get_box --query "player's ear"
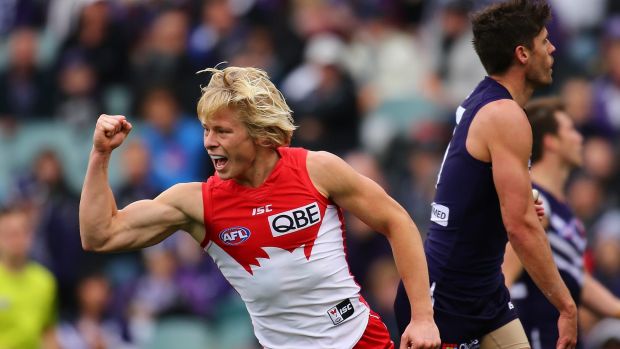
[542,133,559,153]
[515,45,529,65]
[255,137,274,148]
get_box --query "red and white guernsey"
[200,147,369,349]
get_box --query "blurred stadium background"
[1,0,620,347]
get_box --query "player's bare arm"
[79,114,204,252]
[470,100,577,349]
[307,151,440,349]
[581,273,620,319]
[507,245,620,319]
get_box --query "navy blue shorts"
[394,280,518,344]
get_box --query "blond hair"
[197,66,296,147]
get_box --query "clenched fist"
[93,114,133,153]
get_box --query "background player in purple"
[503,97,620,349]
[394,1,577,348]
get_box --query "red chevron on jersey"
[210,200,323,274]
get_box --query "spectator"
[131,8,198,114]
[138,87,210,192]
[56,0,129,90]
[0,206,58,349]
[11,149,103,314]
[342,151,392,287]
[57,272,133,349]
[283,34,360,155]
[127,243,184,345]
[0,0,47,35]
[567,174,605,231]
[592,211,620,296]
[590,16,620,138]
[0,27,53,121]
[173,232,233,319]
[188,0,251,71]
[423,0,487,109]
[365,257,401,345]
[53,53,101,128]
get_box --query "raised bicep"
[105,184,196,250]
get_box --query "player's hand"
[556,310,577,349]
[93,114,132,153]
[399,318,441,349]
[533,189,545,222]
[534,199,545,221]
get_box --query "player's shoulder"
[476,99,529,131]
[306,150,352,197]
[157,182,203,207]
[479,98,524,119]
[167,182,203,194]
[307,150,345,170]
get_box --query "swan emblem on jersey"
[219,227,251,245]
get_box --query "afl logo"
[219,227,251,245]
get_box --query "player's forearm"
[79,148,120,250]
[581,273,620,318]
[387,219,434,321]
[507,219,576,315]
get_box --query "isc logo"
[268,202,321,237]
[327,299,355,325]
[219,227,251,245]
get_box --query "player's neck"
[235,148,280,188]
[531,158,570,201]
[0,257,27,273]
[490,71,534,108]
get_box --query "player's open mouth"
[210,155,229,170]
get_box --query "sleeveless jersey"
[511,184,586,349]
[201,147,369,349]
[396,77,518,342]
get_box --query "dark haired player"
[504,97,620,349]
[395,1,577,348]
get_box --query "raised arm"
[307,151,440,349]
[476,101,577,349]
[79,114,195,252]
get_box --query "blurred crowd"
[1,0,620,348]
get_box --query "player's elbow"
[504,218,541,245]
[79,227,113,252]
[80,234,104,252]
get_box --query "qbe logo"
[327,299,355,325]
[268,202,321,237]
[219,227,251,245]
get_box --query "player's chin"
[537,74,553,87]
[215,169,231,179]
